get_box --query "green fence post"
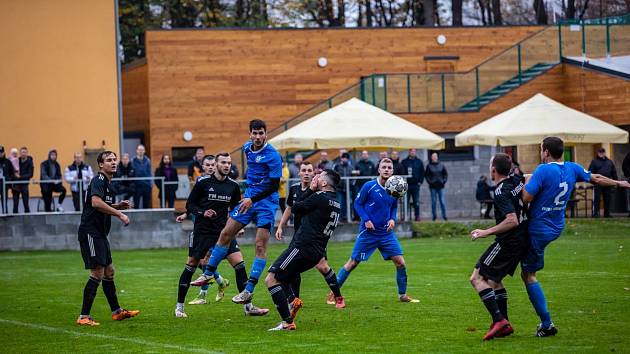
[383,75,388,111]
[581,20,586,57]
[440,74,445,112]
[360,79,365,101]
[558,23,563,59]
[517,43,522,84]
[606,18,611,58]
[406,74,411,113]
[328,98,332,108]
[371,75,376,105]
[475,68,480,111]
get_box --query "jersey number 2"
[554,182,568,206]
[324,211,340,237]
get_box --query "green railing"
[558,13,630,58]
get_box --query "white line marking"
[0,318,221,354]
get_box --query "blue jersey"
[243,141,283,200]
[525,161,591,238]
[354,179,397,236]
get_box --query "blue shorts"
[351,231,403,262]
[230,197,278,229]
[520,233,559,272]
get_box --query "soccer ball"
[385,175,408,198]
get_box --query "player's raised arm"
[589,173,630,188]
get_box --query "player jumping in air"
[521,137,630,337]
[468,153,529,340]
[265,170,342,331]
[334,158,419,303]
[191,119,282,306]
[76,151,139,326]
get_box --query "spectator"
[333,148,353,167]
[379,151,389,160]
[318,151,333,171]
[64,152,94,211]
[475,175,493,219]
[402,148,425,221]
[334,152,354,222]
[132,144,152,209]
[425,152,448,221]
[154,154,179,208]
[390,150,405,176]
[588,148,617,218]
[0,146,16,213]
[188,147,204,182]
[511,159,524,177]
[13,147,34,213]
[623,152,630,217]
[353,150,376,191]
[278,162,290,213]
[113,153,135,200]
[288,153,303,179]
[9,148,19,174]
[40,149,66,212]
[229,163,239,180]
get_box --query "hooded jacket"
[40,150,63,189]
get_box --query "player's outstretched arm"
[112,200,132,210]
[92,195,129,226]
[590,173,630,188]
[470,213,518,241]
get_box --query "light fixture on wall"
[318,57,328,68]
[436,34,447,45]
[183,131,193,142]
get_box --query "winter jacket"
[354,159,376,190]
[425,161,448,189]
[188,158,202,181]
[132,156,152,189]
[13,156,34,192]
[64,162,94,192]
[333,162,354,192]
[588,157,617,180]
[40,151,63,190]
[401,157,425,185]
[0,156,15,182]
[154,165,179,195]
[475,178,493,201]
[391,158,405,176]
[622,153,630,180]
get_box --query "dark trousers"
[157,189,176,208]
[279,198,286,213]
[42,184,66,212]
[0,186,6,213]
[483,202,493,219]
[134,186,152,209]
[407,184,420,220]
[12,187,30,213]
[593,185,612,217]
[72,190,85,211]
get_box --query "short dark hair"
[97,151,117,164]
[492,153,512,176]
[20,146,28,151]
[249,119,267,132]
[542,137,564,159]
[215,152,230,159]
[300,161,313,168]
[341,152,350,159]
[323,169,340,189]
[202,154,215,163]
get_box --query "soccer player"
[175,153,268,317]
[334,158,419,303]
[76,151,139,326]
[265,170,342,331]
[468,153,528,340]
[275,161,345,315]
[191,119,282,305]
[521,137,630,337]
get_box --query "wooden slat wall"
[122,63,150,145]
[143,26,543,159]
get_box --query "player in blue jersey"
[334,158,419,303]
[191,119,282,310]
[521,137,630,337]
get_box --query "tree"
[491,0,502,25]
[423,0,434,26]
[533,0,547,24]
[452,0,462,26]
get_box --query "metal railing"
[558,14,630,59]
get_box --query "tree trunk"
[337,0,345,26]
[534,0,548,24]
[491,0,502,25]
[566,0,576,19]
[478,0,486,25]
[366,0,373,27]
[423,0,434,26]
[452,0,462,26]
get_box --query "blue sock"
[207,245,229,271]
[396,267,407,295]
[244,257,266,293]
[337,267,351,287]
[201,284,209,291]
[526,282,552,327]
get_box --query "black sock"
[81,276,100,316]
[479,288,503,323]
[282,283,296,303]
[177,264,196,304]
[268,284,292,323]
[290,274,301,299]
[495,288,508,320]
[102,277,121,313]
[324,269,342,297]
[233,261,248,293]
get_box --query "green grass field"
[1,219,628,353]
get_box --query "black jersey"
[291,189,340,260]
[286,182,308,232]
[493,175,527,241]
[186,174,241,236]
[79,172,115,238]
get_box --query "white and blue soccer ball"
[385,175,408,198]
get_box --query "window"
[564,146,574,162]
[172,147,203,168]
[429,138,474,161]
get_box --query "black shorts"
[475,237,526,283]
[268,247,320,283]
[79,231,112,269]
[188,231,240,260]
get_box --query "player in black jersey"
[175,152,269,317]
[265,169,342,331]
[76,151,139,326]
[276,161,345,318]
[468,153,529,340]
